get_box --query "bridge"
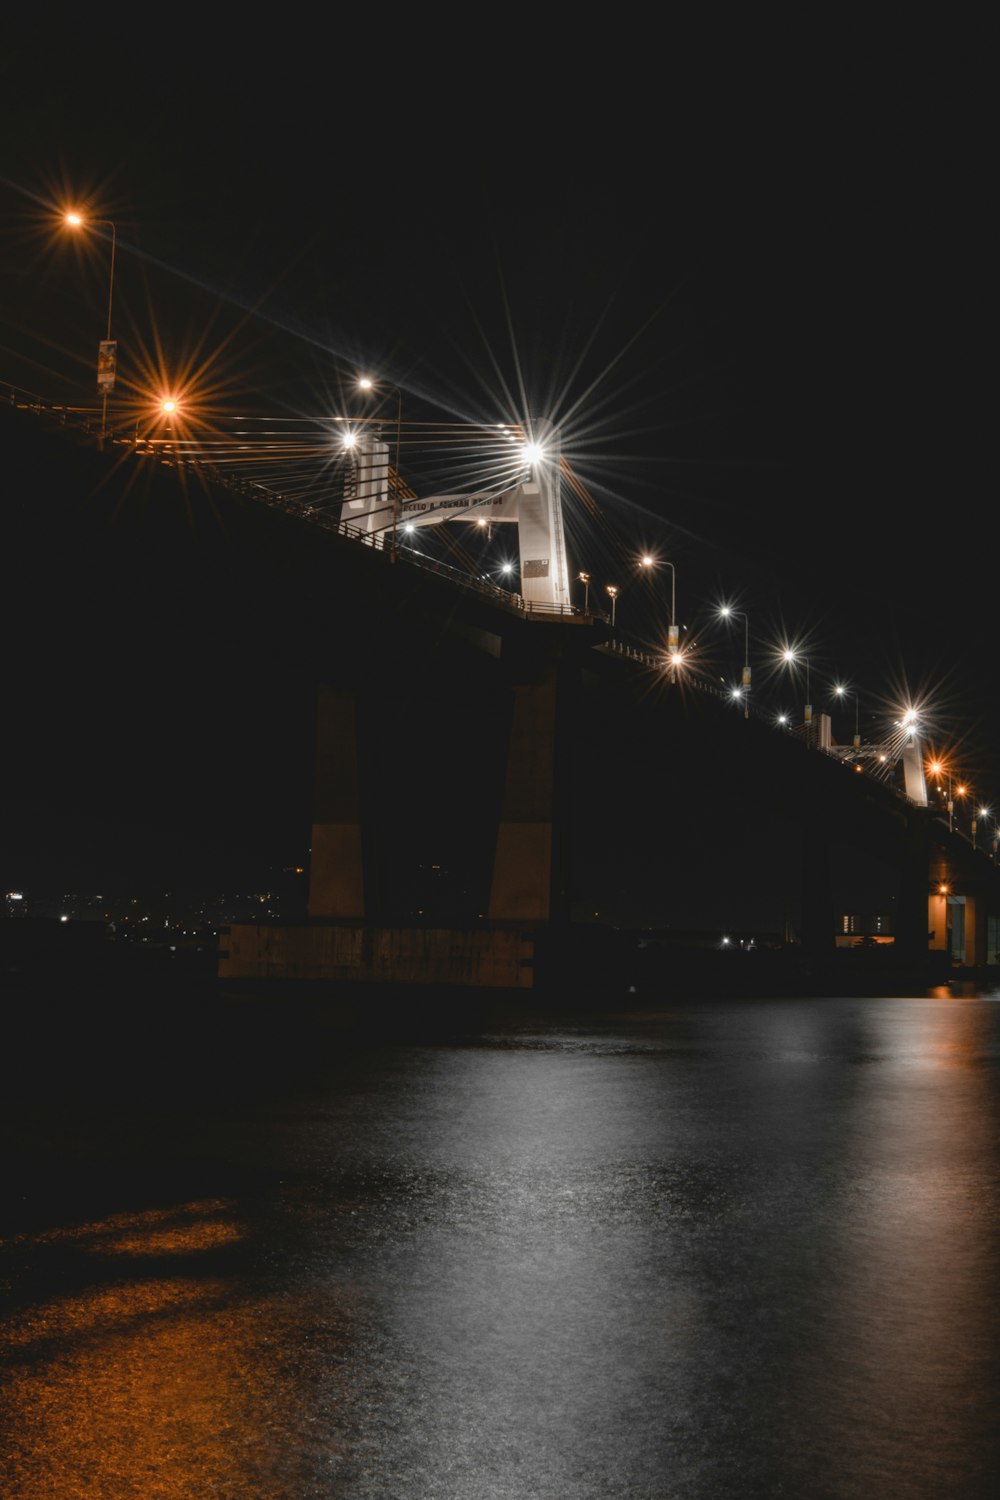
[4,382,1000,995]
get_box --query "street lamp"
[781,647,812,727]
[578,571,591,612]
[973,805,990,852]
[930,761,955,832]
[358,375,403,558]
[833,683,861,751]
[719,604,750,718]
[606,584,618,626]
[640,554,680,664]
[954,782,970,838]
[64,210,117,448]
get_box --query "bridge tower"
[341,418,572,611]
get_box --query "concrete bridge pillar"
[306,683,366,920]
[487,647,571,926]
[895,810,932,962]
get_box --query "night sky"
[0,28,992,896]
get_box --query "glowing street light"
[781,646,812,727]
[357,374,402,472]
[640,554,680,665]
[578,571,591,612]
[973,805,991,852]
[64,210,118,447]
[930,760,957,832]
[606,584,619,626]
[140,394,181,454]
[358,375,403,558]
[719,604,750,719]
[954,781,970,837]
[833,682,861,750]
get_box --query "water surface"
[3,983,1000,1497]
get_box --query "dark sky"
[1,27,993,893]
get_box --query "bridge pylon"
[341,418,572,611]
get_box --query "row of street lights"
[52,215,999,846]
[929,761,995,850]
[577,564,906,768]
[43,219,878,761]
[594,569,999,845]
[61,207,410,492]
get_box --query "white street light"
[833,683,861,751]
[64,210,118,447]
[973,805,990,852]
[719,604,750,719]
[781,646,812,727]
[358,375,403,558]
[606,584,619,626]
[578,571,591,612]
[640,554,680,681]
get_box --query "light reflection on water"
[3,990,1000,1497]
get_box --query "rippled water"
[3,984,1000,1498]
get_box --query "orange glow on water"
[1,1198,356,1493]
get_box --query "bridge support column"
[895,811,932,963]
[487,655,565,925]
[307,683,366,920]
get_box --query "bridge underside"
[5,398,995,994]
[222,599,990,990]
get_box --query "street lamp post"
[973,805,990,853]
[781,647,812,729]
[719,604,750,718]
[640,555,680,680]
[358,376,403,559]
[943,770,955,833]
[606,584,618,626]
[804,658,812,724]
[953,786,971,846]
[930,763,955,832]
[578,571,591,612]
[833,684,861,752]
[64,211,118,448]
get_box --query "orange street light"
[64,210,118,447]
